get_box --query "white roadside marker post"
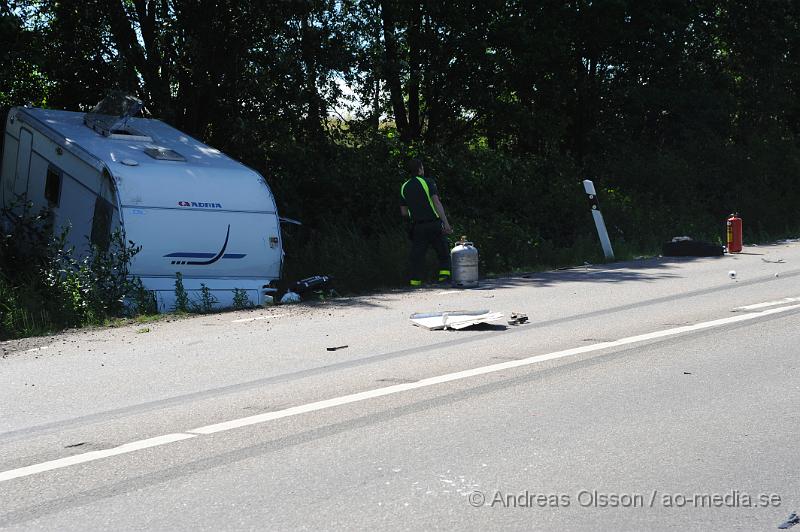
[583,179,615,260]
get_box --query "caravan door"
[14,128,33,200]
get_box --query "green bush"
[192,283,218,314]
[231,288,253,310]
[172,272,189,313]
[0,203,147,339]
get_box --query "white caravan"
[1,102,283,311]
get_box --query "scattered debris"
[232,313,286,323]
[292,275,332,294]
[507,313,529,326]
[136,327,150,334]
[778,512,799,529]
[377,377,415,384]
[280,290,301,304]
[64,442,88,448]
[683,371,692,375]
[326,345,348,351]
[728,270,737,279]
[761,257,786,264]
[409,310,504,330]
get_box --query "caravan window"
[45,166,62,207]
[90,196,113,251]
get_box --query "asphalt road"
[2,241,800,531]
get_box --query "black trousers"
[409,220,450,282]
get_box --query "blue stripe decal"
[163,225,247,265]
[164,252,215,258]
[164,253,246,259]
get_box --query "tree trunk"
[379,0,411,141]
[105,0,169,115]
[372,1,382,130]
[300,12,324,142]
[406,0,422,139]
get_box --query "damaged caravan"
[1,96,284,310]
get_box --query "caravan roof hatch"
[144,147,186,162]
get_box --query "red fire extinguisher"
[726,213,743,253]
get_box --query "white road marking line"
[191,303,800,435]
[734,297,800,311]
[3,302,800,483]
[231,313,286,323]
[24,345,53,353]
[7,344,55,356]
[0,433,196,483]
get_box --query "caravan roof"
[15,107,276,213]
[19,108,248,172]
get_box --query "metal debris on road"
[778,512,799,529]
[326,345,348,351]
[507,313,529,326]
[761,258,786,263]
[409,310,504,330]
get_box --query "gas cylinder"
[451,236,479,288]
[726,213,743,253]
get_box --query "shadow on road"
[457,254,728,290]
[316,254,733,308]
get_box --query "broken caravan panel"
[409,310,505,330]
[0,103,284,311]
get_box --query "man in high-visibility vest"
[400,158,453,287]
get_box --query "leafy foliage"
[2,1,800,314]
[231,288,253,310]
[0,202,146,338]
[172,272,189,313]
[129,280,158,316]
[191,283,218,314]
